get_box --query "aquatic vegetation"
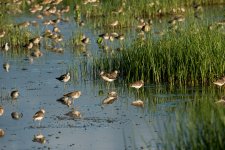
[94,23,225,86]
[161,96,225,150]
[69,0,224,30]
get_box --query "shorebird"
[53,26,60,33]
[56,96,72,107]
[65,108,81,118]
[99,33,110,40]
[142,23,151,32]
[108,91,118,97]
[0,129,4,138]
[100,70,119,89]
[33,133,46,144]
[11,90,19,99]
[100,70,119,82]
[61,5,70,13]
[3,63,10,72]
[131,100,144,107]
[23,42,33,50]
[64,91,81,99]
[64,91,81,106]
[213,77,225,87]
[130,80,144,89]
[16,21,30,28]
[110,20,119,28]
[114,33,125,41]
[0,106,4,116]
[0,29,6,38]
[29,36,42,45]
[2,43,9,51]
[30,49,43,57]
[130,80,144,97]
[33,109,45,127]
[215,96,225,106]
[102,96,117,105]
[56,72,70,83]
[81,37,90,44]
[11,112,23,120]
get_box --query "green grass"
[161,95,225,150]
[93,23,225,86]
[70,0,224,30]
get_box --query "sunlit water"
[0,6,224,150]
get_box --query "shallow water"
[0,5,224,150]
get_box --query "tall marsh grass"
[69,0,224,31]
[93,24,225,86]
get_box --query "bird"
[3,63,10,72]
[213,77,225,87]
[81,37,90,44]
[130,80,144,89]
[11,90,19,99]
[130,80,144,97]
[100,70,119,82]
[65,108,81,118]
[131,100,144,107]
[2,43,9,51]
[56,72,70,83]
[56,96,72,107]
[0,29,6,38]
[29,36,42,45]
[23,42,33,50]
[0,106,4,116]
[102,96,117,105]
[100,70,119,89]
[11,112,23,120]
[110,20,119,28]
[215,96,225,106]
[30,49,43,58]
[33,109,45,127]
[33,133,46,144]
[64,91,81,106]
[64,91,81,99]
[108,91,118,97]
[0,129,4,138]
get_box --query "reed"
[93,23,225,86]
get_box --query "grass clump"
[93,24,225,86]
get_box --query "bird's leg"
[39,121,41,128]
[64,83,67,90]
[137,89,139,98]
[72,99,75,109]
[106,82,110,91]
